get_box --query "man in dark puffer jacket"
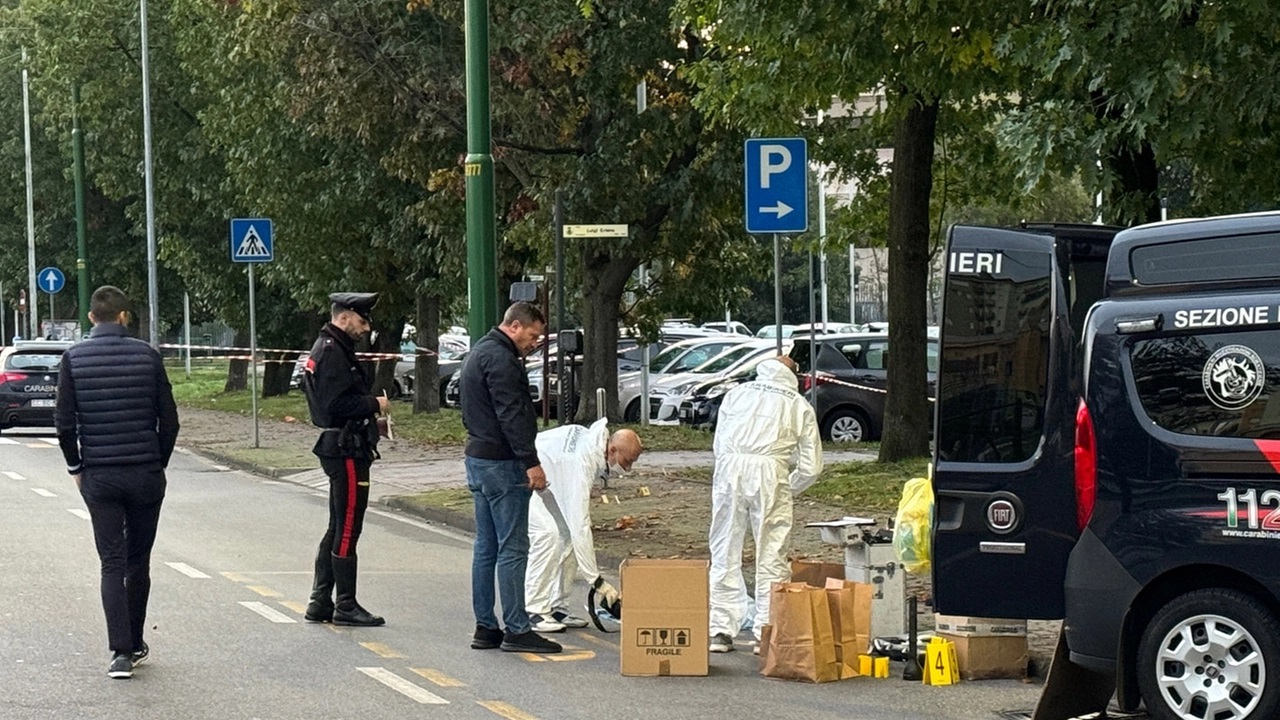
[55,286,179,680]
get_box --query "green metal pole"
[464,0,498,343]
[72,86,90,333]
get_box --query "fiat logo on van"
[986,499,1018,534]
[1202,345,1265,411]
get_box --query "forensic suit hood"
[708,357,823,641]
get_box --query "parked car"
[0,340,73,431]
[617,335,751,421]
[700,321,752,337]
[649,340,787,424]
[755,324,797,339]
[677,353,789,429]
[789,332,938,442]
[399,339,468,402]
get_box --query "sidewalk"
[178,406,877,503]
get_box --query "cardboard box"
[935,614,1027,680]
[790,560,844,588]
[620,559,709,676]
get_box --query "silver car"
[618,335,750,421]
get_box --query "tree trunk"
[879,92,938,463]
[225,327,249,392]
[260,351,294,397]
[573,246,638,423]
[369,319,404,399]
[413,293,441,414]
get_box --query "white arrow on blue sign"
[230,218,274,263]
[38,267,65,294]
[744,138,808,234]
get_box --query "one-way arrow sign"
[38,267,65,294]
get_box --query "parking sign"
[744,138,808,234]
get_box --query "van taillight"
[1074,398,1097,531]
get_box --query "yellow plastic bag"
[893,477,933,574]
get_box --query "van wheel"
[1138,588,1280,720]
[823,408,870,443]
[624,399,641,423]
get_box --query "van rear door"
[932,225,1085,620]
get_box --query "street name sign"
[230,218,274,263]
[744,138,808,234]
[563,224,629,238]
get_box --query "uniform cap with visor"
[329,292,379,323]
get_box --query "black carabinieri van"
[932,213,1280,720]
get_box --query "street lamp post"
[463,0,498,342]
[140,0,160,346]
[22,47,37,340]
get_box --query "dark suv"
[0,341,72,431]
[788,332,937,442]
[933,215,1280,720]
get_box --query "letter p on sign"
[759,145,792,189]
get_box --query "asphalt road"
[0,428,1048,720]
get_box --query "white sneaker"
[552,611,589,628]
[709,633,735,653]
[529,614,566,633]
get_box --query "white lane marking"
[212,464,231,472]
[366,508,473,545]
[238,601,298,624]
[41,437,60,445]
[0,437,17,445]
[66,508,90,520]
[356,667,449,705]
[3,471,25,480]
[30,488,56,498]
[166,562,211,579]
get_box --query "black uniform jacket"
[304,323,380,459]
[459,328,540,469]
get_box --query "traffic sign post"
[38,267,64,339]
[230,218,274,448]
[745,138,808,349]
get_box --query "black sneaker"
[130,642,149,667]
[471,624,504,650]
[107,653,133,679]
[501,630,562,654]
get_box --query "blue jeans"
[466,457,533,635]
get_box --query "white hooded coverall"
[525,418,608,618]
[708,358,823,641]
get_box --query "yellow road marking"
[278,600,307,615]
[478,701,540,720]
[516,646,595,663]
[570,631,618,650]
[247,585,282,598]
[360,641,405,658]
[409,668,467,687]
[221,572,254,583]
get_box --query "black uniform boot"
[304,541,336,622]
[332,555,385,627]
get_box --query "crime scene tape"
[159,343,442,361]
[806,372,937,402]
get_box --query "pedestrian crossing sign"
[230,218,274,263]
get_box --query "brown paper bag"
[790,560,844,588]
[762,582,841,683]
[825,578,874,679]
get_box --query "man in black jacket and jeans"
[56,286,180,679]
[460,302,560,654]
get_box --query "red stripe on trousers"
[337,458,357,557]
